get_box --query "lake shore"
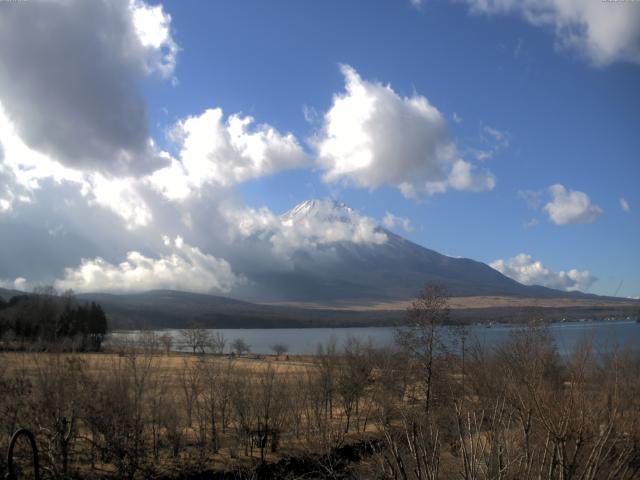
[108,318,640,356]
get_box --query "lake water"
[110,319,640,356]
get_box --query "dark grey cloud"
[0,171,386,295]
[0,178,147,283]
[0,0,175,175]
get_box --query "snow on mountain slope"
[233,199,589,303]
[281,199,356,224]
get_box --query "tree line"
[0,286,108,351]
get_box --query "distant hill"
[76,290,401,329]
[0,287,24,301]
[2,287,637,329]
[77,290,640,329]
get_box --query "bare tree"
[180,324,211,354]
[80,350,157,479]
[231,338,251,356]
[271,342,289,359]
[179,358,201,427]
[377,284,451,480]
[395,283,449,416]
[137,328,160,354]
[210,331,227,355]
[337,336,374,433]
[229,368,254,456]
[147,362,171,460]
[198,358,223,453]
[254,364,289,460]
[316,337,338,423]
[159,334,173,356]
[31,353,84,477]
[215,358,235,434]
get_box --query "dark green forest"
[0,287,107,351]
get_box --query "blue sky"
[151,0,639,296]
[0,0,638,298]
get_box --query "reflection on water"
[109,320,640,356]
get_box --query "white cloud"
[448,159,497,192]
[0,0,177,175]
[225,199,387,259]
[0,98,387,285]
[463,0,640,66]
[490,253,596,292]
[518,189,543,210]
[0,153,16,214]
[483,125,508,144]
[148,108,308,199]
[0,105,154,228]
[382,212,414,232]
[473,150,492,161]
[130,0,178,77]
[55,236,241,294]
[523,218,540,229]
[314,65,495,199]
[0,277,27,291]
[0,98,307,229]
[452,112,463,124]
[620,197,631,213]
[472,125,510,161]
[481,125,510,158]
[90,174,152,229]
[544,184,603,225]
[302,104,320,124]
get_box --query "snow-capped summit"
[281,199,356,225]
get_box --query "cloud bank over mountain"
[55,236,241,295]
[491,253,596,292]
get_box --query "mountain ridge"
[233,199,605,303]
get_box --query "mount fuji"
[232,199,590,304]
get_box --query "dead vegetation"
[0,287,638,479]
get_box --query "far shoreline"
[109,316,640,333]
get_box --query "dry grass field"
[0,346,384,479]
[1,322,639,479]
[271,295,640,311]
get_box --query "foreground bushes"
[0,325,638,479]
